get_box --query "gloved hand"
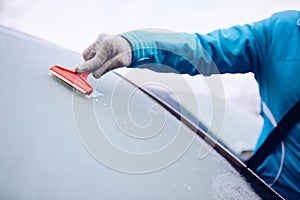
[76,34,132,78]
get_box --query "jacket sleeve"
[120,18,270,76]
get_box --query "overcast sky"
[0,0,299,52]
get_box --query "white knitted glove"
[76,34,132,78]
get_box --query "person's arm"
[120,20,269,77]
[78,11,295,78]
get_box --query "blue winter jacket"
[121,10,300,199]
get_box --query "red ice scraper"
[50,65,93,95]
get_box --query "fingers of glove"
[82,42,97,61]
[82,34,114,61]
[76,53,106,73]
[92,56,122,79]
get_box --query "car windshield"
[0,26,281,199]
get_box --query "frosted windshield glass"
[0,26,275,199]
